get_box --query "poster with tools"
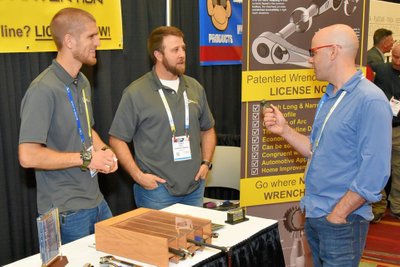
[241,0,370,207]
[240,0,370,266]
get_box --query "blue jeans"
[134,180,205,210]
[304,214,369,267]
[59,199,112,244]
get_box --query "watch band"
[80,150,92,171]
[201,160,213,170]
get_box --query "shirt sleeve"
[19,84,54,145]
[109,89,137,142]
[349,98,392,203]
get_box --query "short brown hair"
[147,26,184,63]
[373,28,393,46]
[50,8,96,50]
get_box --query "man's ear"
[64,33,74,49]
[154,50,163,62]
[330,45,339,60]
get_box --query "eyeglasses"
[309,44,339,57]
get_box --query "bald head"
[313,24,359,60]
[392,43,400,71]
[392,43,400,55]
[309,24,360,87]
[50,8,96,50]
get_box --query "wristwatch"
[201,160,213,170]
[80,150,92,171]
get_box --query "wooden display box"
[95,208,212,267]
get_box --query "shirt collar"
[326,70,364,97]
[51,59,81,87]
[150,66,188,91]
[375,47,385,61]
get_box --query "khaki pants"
[372,190,387,215]
[389,126,400,214]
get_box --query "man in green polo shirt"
[19,8,118,244]
[109,26,216,209]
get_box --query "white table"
[5,204,279,267]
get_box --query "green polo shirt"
[19,60,103,214]
[109,68,215,195]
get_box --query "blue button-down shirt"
[300,70,392,220]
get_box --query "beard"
[73,49,97,66]
[84,55,97,66]
[162,56,185,76]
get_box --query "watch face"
[80,150,92,171]
[82,150,92,161]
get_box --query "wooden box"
[95,208,212,267]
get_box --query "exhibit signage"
[0,0,123,53]
[241,0,370,207]
[199,0,242,65]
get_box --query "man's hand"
[195,164,210,181]
[89,148,118,174]
[327,213,347,224]
[135,172,166,190]
[262,104,288,136]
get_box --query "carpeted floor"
[360,213,400,267]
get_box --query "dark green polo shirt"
[19,60,103,214]
[109,68,215,195]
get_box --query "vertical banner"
[241,0,370,266]
[0,0,122,53]
[199,0,242,65]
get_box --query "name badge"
[390,96,400,117]
[172,135,192,161]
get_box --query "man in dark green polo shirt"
[19,8,118,244]
[109,26,216,209]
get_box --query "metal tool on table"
[168,246,196,259]
[187,237,229,252]
[99,255,142,267]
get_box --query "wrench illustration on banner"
[252,0,359,67]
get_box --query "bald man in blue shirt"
[263,24,392,267]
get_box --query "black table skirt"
[193,223,285,267]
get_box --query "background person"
[263,24,392,266]
[367,28,394,71]
[18,8,118,244]
[109,26,216,210]
[373,43,400,221]
[366,28,394,221]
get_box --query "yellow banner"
[240,173,305,206]
[240,66,368,207]
[242,69,326,102]
[0,0,123,53]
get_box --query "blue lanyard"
[310,91,347,152]
[310,93,328,145]
[304,90,346,180]
[314,93,328,123]
[65,86,88,149]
